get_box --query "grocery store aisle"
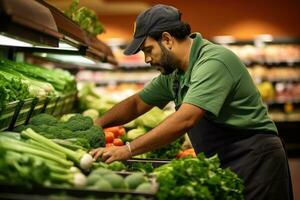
[289,158,300,200]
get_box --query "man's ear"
[161,32,174,50]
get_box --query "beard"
[151,42,181,75]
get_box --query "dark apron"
[172,72,293,199]
[187,116,293,200]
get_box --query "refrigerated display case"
[0,0,118,131]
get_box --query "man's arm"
[129,103,205,156]
[91,103,205,163]
[95,93,153,128]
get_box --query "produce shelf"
[13,98,35,127]
[0,101,19,131]
[44,97,59,115]
[31,98,47,118]
[0,172,158,200]
[61,93,77,114]
[0,92,77,131]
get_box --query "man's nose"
[145,56,152,64]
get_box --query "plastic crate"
[14,98,35,127]
[52,97,65,117]
[30,98,47,118]
[0,101,20,131]
[61,93,76,114]
[44,97,59,115]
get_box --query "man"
[90,4,293,200]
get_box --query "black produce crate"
[61,93,76,114]
[0,101,19,131]
[13,98,35,127]
[52,93,77,117]
[30,98,47,118]
[44,97,59,115]
[44,97,60,115]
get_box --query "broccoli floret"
[59,114,93,131]
[73,125,105,148]
[30,114,58,126]
[65,138,91,149]
[18,124,44,133]
[19,124,72,139]
[39,125,73,139]
[20,113,102,149]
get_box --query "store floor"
[289,158,300,200]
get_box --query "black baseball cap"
[124,4,182,55]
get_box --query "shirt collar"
[179,32,204,87]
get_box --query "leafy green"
[0,70,30,107]
[154,153,244,200]
[65,0,105,36]
[0,59,76,93]
[126,162,154,173]
[146,137,184,159]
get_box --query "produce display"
[153,153,244,200]
[78,83,188,159]
[0,129,89,187]
[65,0,105,36]
[0,58,76,107]
[0,128,244,199]
[16,113,105,149]
[0,129,157,197]
[78,83,117,116]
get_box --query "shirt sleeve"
[139,75,174,108]
[183,59,234,117]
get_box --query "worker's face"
[141,37,180,75]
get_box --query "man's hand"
[89,145,131,164]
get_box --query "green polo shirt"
[140,33,277,133]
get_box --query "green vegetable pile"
[154,153,244,200]
[78,83,117,116]
[0,128,94,187]
[78,83,184,159]
[145,136,184,159]
[124,107,184,159]
[17,113,105,149]
[86,168,154,193]
[0,59,76,93]
[65,0,105,36]
[0,58,76,106]
[0,73,30,107]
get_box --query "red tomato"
[105,131,115,143]
[113,138,124,146]
[105,126,126,138]
[104,126,120,135]
[117,127,126,137]
[106,143,114,148]
[176,148,196,158]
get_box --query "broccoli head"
[73,125,105,148]
[30,114,58,126]
[59,114,93,132]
